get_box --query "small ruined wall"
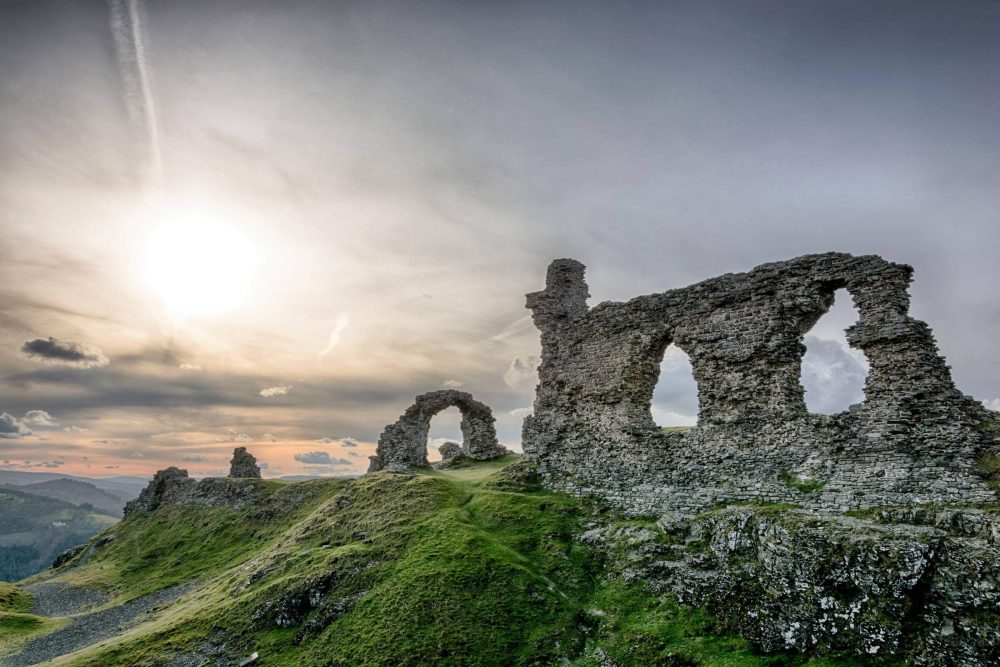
[368,390,508,472]
[124,467,272,516]
[522,252,999,514]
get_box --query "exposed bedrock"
[584,505,1000,665]
[523,252,1000,513]
[368,390,508,472]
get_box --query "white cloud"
[503,355,539,388]
[983,398,1000,412]
[316,437,335,444]
[223,430,253,443]
[22,410,59,428]
[509,407,533,419]
[338,437,358,447]
[259,385,293,397]
[262,433,278,442]
[179,363,202,371]
[443,379,464,388]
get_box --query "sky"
[1,0,998,479]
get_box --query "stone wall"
[522,252,999,514]
[368,390,508,472]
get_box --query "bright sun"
[143,205,257,317]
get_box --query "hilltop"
[0,456,996,666]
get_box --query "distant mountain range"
[0,470,148,502]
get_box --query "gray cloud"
[0,413,32,438]
[21,337,109,368]
[338,437,358,448]
[502,355,539,389]
[293,451,351,466]
[182,455,209,462]
[801,336,869,415]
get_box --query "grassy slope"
[0,581,67,654]
[33,459,867,666]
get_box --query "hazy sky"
[1,0,998,478]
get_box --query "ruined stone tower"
[522,252,998,514]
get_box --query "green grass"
[0,612,67,653]
[781,472,826,494]
[0,582,30,613]
[977,454,1000,493]
[662,425,694,433]
[0,585,67,655]
[32,461,885,666]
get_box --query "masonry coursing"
[521,252,1000,514]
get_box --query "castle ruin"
[368,389,509,471]
[521,252,998,514]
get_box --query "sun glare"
[143,204,257,317]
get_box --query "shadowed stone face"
[522,252,1000,514]
[229,447,262,479]
[368,390,508,472]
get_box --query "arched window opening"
[652,343,698,430]
[801,289,870,415]
[427,405,463,462]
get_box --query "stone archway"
[368,390,508,472]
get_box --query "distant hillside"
[0,471,146,507]
[11,479,126,518]
[0,487,118,582]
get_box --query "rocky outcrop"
[523,253,1000,514]
[368,390,508,472]
[229,447,262,479]
[584,505,1000,665]
[125,453,270,517]
[124,467,195,516]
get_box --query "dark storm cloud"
[20,337,109,368]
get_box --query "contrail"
[110,0,163,188]
[320,312,351,358]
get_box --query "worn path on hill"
[3,583,194,667]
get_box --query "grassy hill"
[0,488,118,582]
[1,458,863,666]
